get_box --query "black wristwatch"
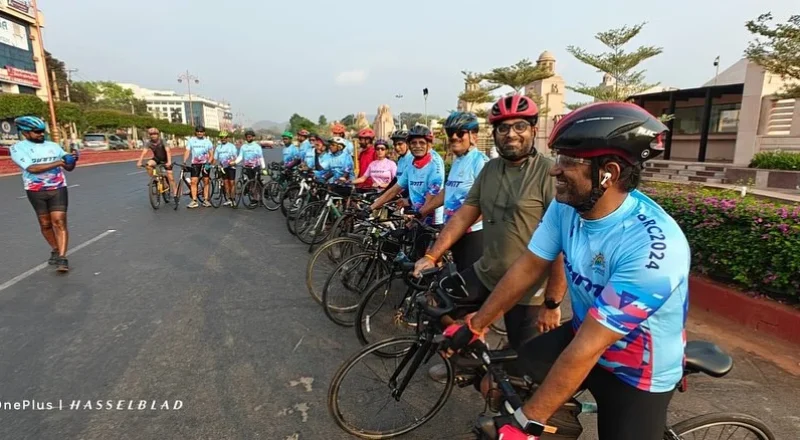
[514,407,545,436]
[544,298,561,310]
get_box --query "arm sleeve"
[235,148,243,164]
[9,145,32,170]
[397,166,409,189]
[589,243,687,336]
[526,201,563,261]
[464,165,485,207]
[426,157,445,197]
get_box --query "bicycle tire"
[148,179,161,210]
[173,177,182,210]
[280,185,300,217]
[242,180,262,210]
[321,252,390,327]
[210,177,223,208]
[161,177,172,204]
[296,201,330,245]
[327,336,454,439]
[354,274,421,356]
[306,237,365,304]
[667,412,776,440]
[262,181,281,211]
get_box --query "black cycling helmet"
[390,130,408,141]
[548,102,668,165]
[195,125,205,132]
[406,124,433,142]
[444,111,479,133]
[244,129,256,136]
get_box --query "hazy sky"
[41,0,796,126]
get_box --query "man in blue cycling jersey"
[213,131,238,206]
[369,124,445,226]
[235,129,267,208]
[443,102,689,440]
[391,130,411,180]
[304,135,331,182]
[322,137,354,183]
[281,131,301,168]
[418,111,488,271]
[9,116,78,273]
[331,123,354,156]
[296,129,312,161]
[183,125,213,208]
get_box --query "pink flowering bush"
[641,182,800,301]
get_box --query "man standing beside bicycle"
[137,127,177,197]
[182,125,214,208]
[413,95,568,365]
[235,130,267,208]
[213,131,238,206]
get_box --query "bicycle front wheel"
[210,177,223,208]
[296,201,331,245]
[306,237,366,304]
[328,336,454,439]
[148,179,161,210]
[668,413,776,440]
[321,252,390,327]
[262,181,281,211]
[355,275,421,355]
[242,179,262,210]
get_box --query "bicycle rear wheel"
[161,177,172,204]
[668,413,776,440]
[321,252,390,327]
[296,201,331,245]
[148,179,161,210]
[210,177,223,208]
[280,185,300,217]
[328,336,454,439]
[355,276,421,356]
[242,179,262,209]
[173,178,182,210]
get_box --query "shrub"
[641,182,800,302]
[749,150,800,171]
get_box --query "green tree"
[45,51,69,101]
[318,114,328,126]
[54,102,83,125]
[457,70,499,115]
[70,81,148,115]
[288,113,316,133]
[745,13,800,98]
[566,22,663,101]
[340,114,355,127]
[481,59,553,93]
[0,94,47,119]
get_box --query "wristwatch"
[544,298,561,310]
[513,407,545,436]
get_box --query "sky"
[40,0,797,126]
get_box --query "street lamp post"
[177,71,199,126]
[395,94,403,130]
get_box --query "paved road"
[0,155,798,440]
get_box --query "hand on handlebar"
[412,256,436,278]
[440,315,486,357]
[498,424,539,440]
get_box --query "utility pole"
[31,0,59,142]
[395,94,403,129]
[178,71,199,126]
[65,68,77,102]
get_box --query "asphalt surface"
[0,151,798,440]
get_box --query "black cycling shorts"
[149,159,172,170]
[507,324,674,440]
[27,187,68,216]
[223,167,236,180]
[450,229,484,272]
[190,164,210,178]
[243,167,260,180]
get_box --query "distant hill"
[252,120,286,131]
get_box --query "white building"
[117,83,233,131]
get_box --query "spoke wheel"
[668,413,776,440]
[148,179,161,210]
[321,252,390,327]
[306,237,366,304]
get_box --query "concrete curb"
[690,276,800,346]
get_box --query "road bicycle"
[209,164,235,208]
[140,163,172,210]
[327,263,777,439]
[235,166,265,210]
[172,162,210,210]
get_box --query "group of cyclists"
[9,91,691,439]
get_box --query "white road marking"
[68,184,80,188]
[126,170,146,175]
[0,229,117,292]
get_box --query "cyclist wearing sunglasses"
[417,111,488,272]
[355,128,377,189]
[138,127,177,196]
[352,139,396,189]
[369,124,444,225]
[443,103,689,440]
[9,116,78,273]
[413,95,568,359]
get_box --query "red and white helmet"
[358,128,375,139]
[488,94,539,125]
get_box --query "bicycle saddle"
[684,340,733,377]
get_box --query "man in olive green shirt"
[414,94,568,352]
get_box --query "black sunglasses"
[31,129,45,134]
[445,128,471,138]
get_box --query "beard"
[555,174,605,213]
[496,139,533,161]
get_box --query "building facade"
[117,83,233,131]
[0,1,47,98]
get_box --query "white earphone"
[600,172,612,186]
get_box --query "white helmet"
[331,136,347,147]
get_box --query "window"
[666,102,741,135]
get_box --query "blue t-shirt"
[298,139,312,158]
[9,140,68,191]
[324,150,354,182]
[283,145,300,167]
[309,151,331,182]
[395,153,413,181]
[187,137,213,164]
[343,139,355,156]
[214,142,238,168]
[445,147,488,232]
[528,190,690,393]
[237,142,265,168]
[397,151,445,225]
